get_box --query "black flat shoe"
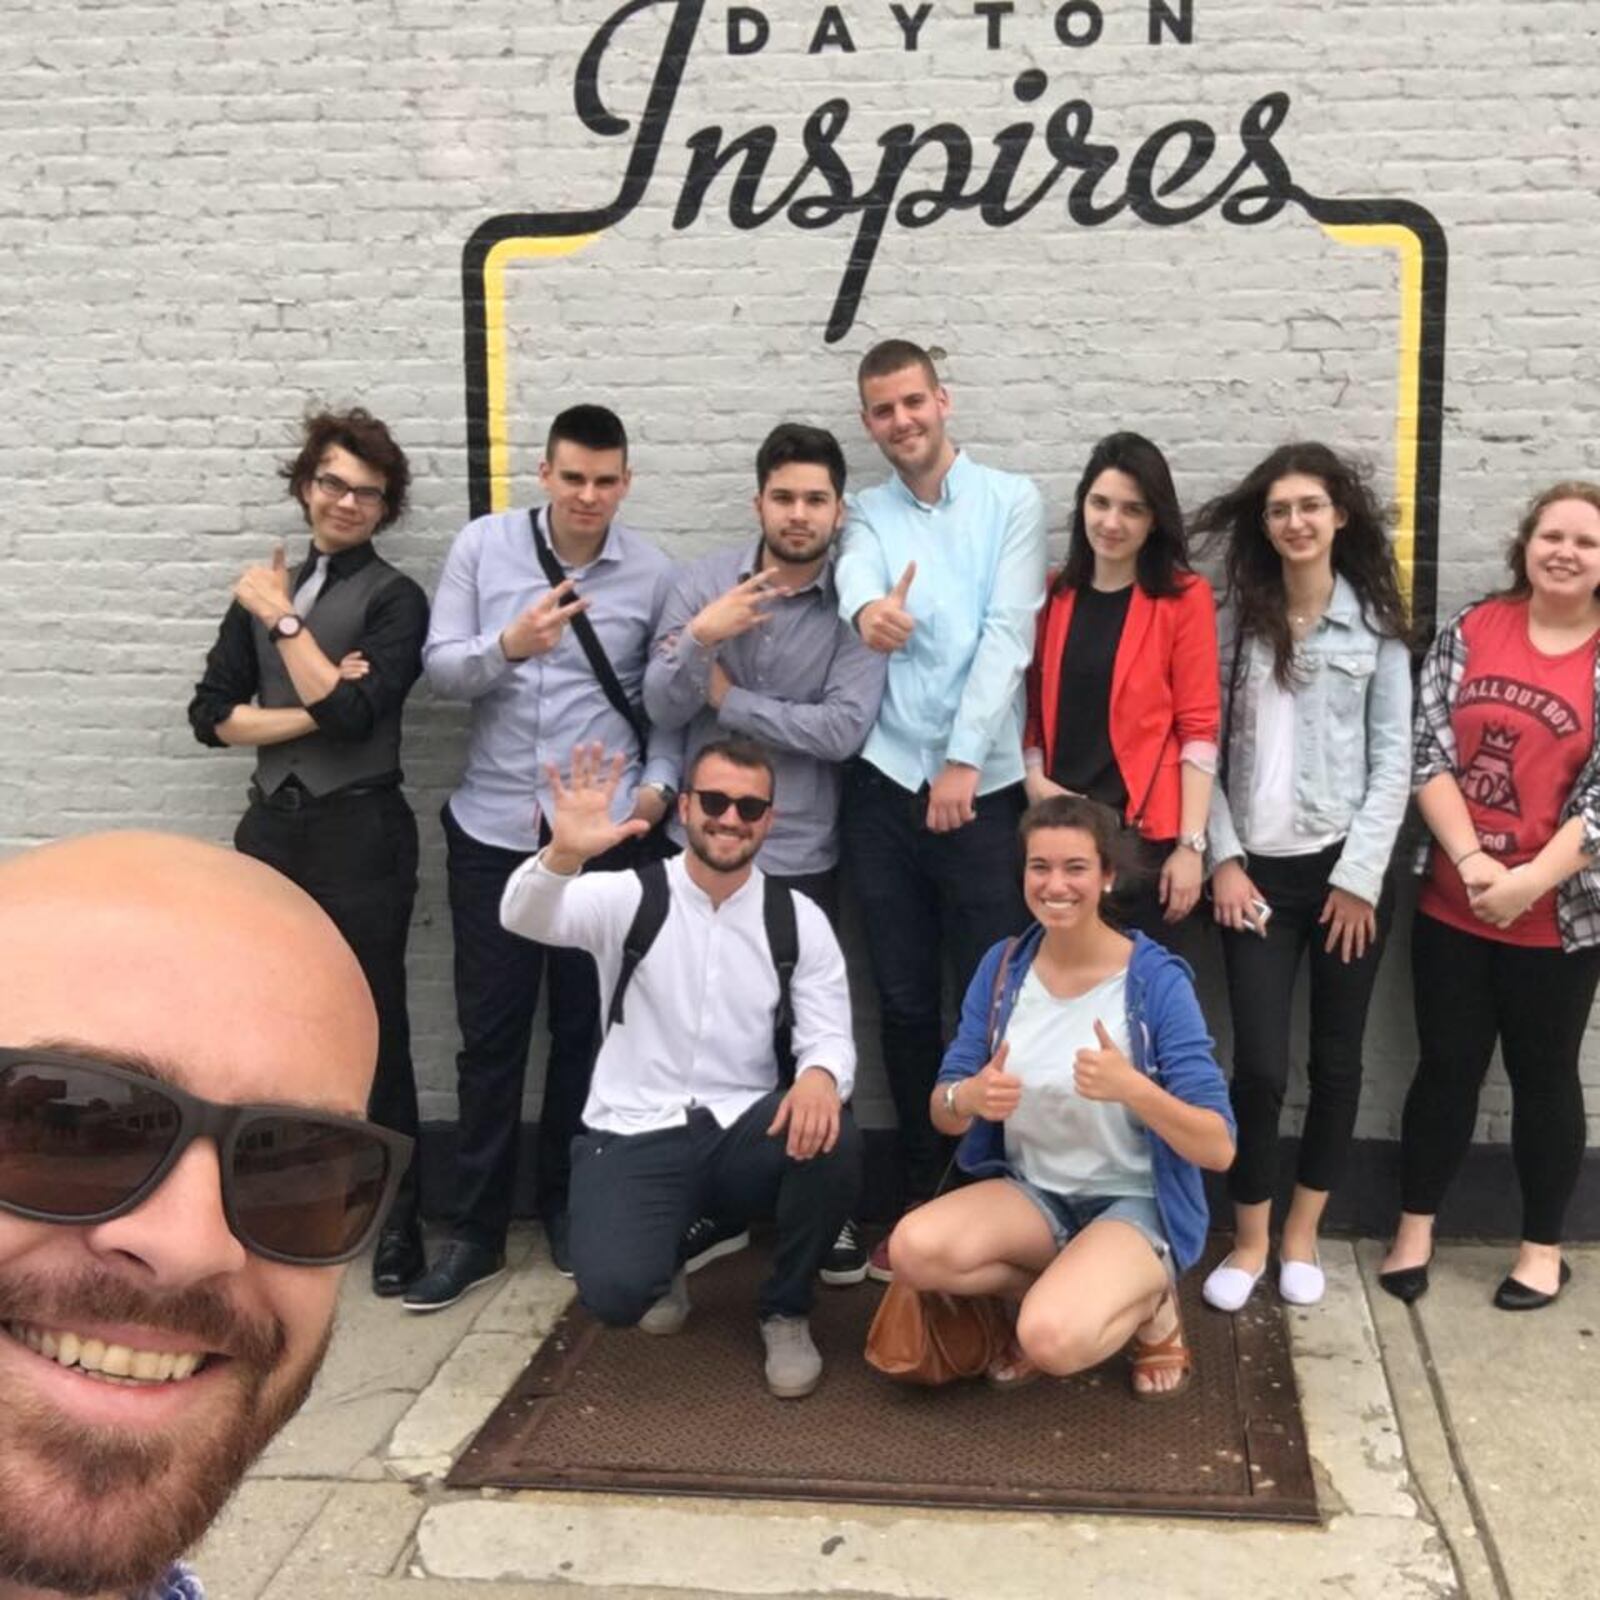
[1378,1253,1433,1304]
[1492,1259,1572,1312]
[371,1224,426,1297]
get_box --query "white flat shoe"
[1278,1255,1326,1306]
[1202,1256,1265,1312]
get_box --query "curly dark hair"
[1504,480,1600,596]
[280,407,410,531]
[1193,442,1409,686]
[1054,432,1192,600]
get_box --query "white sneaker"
[760,1315,822,1398]
[1202,1255,1265,1312]
[639,1269,690,1335]
[1278,1255,1326,1306]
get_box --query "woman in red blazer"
[1024,433,1220,952]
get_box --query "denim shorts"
[1006,1176,1173,1276]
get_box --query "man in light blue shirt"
[408,404,681,1310]
[835,339,1047,1275]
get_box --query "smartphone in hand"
[1249,898,1273,937]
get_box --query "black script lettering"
[1219,93,1295,223]
[809,5,856,52]
[1055,1,1105,48]
[787,101,858,229]
[1149,0,1193,44]
[1126,118,1217,223]
[728,6,769,54]
[1046,100,1126,225]
[891,3,934,49]
[974,71,1063,226]
[973,2,1015,49]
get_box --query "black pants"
[839,760,1027,1203]
[1218,843,1392,1206]
[570,1091,863,1323]
[1112,833,1205,965]
[1401,912,1600,1243]
[235,786,422,1229]
[770,867,839,928]
[442,802,647,1252]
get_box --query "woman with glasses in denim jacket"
[1381,482,1600,1312]
[1192,444,1412,1312]
[1023,433,1220,960]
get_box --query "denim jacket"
[936,927,1234,1273]
[1206,576,1413,906]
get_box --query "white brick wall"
[2,0,1597,1146]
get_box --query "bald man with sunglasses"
[0,832,408,1600]
[500,739,862,1399]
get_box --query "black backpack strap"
[530,509,650,756]
[763,876,799,1086]
[607,860,669,1032]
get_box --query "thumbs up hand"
[958,1041,1024,1122]
[235,542,296,626]
[856,560,917,654]
[1073,1019,1139,1104]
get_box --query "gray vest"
[253,556,406,797]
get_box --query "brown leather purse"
[864,1281,1009,1385]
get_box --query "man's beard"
[0,1267,325,1597]
[760,528,832,568]
[685,821,761,875]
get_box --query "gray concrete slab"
[1407,1241,1600,1598]
[183,1231,1600,1597]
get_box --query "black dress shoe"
[1493,1259,1572,1311]
[371,1225,427,1297]
[402,1239,506,1313]
[1377,1253,1433,1304]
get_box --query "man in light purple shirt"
[408,405,682,1310]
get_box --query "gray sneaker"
[639,1269,690,1335]
[760,1314,822,1399]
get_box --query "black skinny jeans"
[1401,912,1600,1243]
[1219,842,1392,1206]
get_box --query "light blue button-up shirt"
[424,508,681,852]
[834,451,1047,794]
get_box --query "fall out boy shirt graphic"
[1421,599,1599,947]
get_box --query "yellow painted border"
[1320,223,1424,606]
[483,234,600,510]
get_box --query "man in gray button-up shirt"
[408,405,681,1309]
[645,423,885,920]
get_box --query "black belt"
[249,779,398,812]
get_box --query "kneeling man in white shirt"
[500,738,862,1397]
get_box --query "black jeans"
[442,802,646,1252]
[1219,843,1392,1206]
[768,867,839,927]
[839,760,1028,1203]
[1112,832,1205,966]
[570,1091,862,1322]
[235,786,422,1229]
[1401,912,1600,1243]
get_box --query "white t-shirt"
[1243,669,1341,856]
[1000,968,1154,1198]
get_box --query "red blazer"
[1024,572,1220,840]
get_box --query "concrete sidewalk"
[195,1231,1596,1599]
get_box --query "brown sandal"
[984,1335,1042,1391]
[1128,1301,1193,1402]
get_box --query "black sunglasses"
[691,788,773,823]
[0,1048,412,1267]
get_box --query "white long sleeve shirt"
[500,852,856,1135]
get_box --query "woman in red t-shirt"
[1381,482,1600,1310]
[1023,433,1219,958]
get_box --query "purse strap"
[530,509,650,756]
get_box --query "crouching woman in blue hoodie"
[888,794,1235,1396]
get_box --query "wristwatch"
[643,781,676,808]
[268,614,304,643]
[1176,830,1207,854]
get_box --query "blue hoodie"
[935,928,1235,1273]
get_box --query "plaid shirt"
[138,1565,205,1600]
[1412,600,1600,949]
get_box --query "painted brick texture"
[2,0,1597,1147]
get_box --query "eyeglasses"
[1264,495,1334,527]
[311,472,386,509]
[691,788,773,822]
[0,1049,412,1267]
